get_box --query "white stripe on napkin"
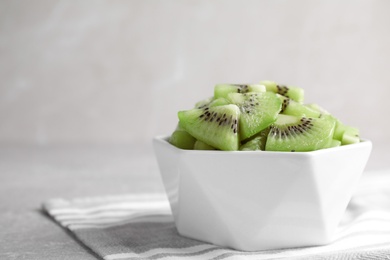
[69,215,174,230]
[104,244,219,260]
[60,209,171,224]
[49,200,170,215]
[51,205,172,229]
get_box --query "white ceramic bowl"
[153,135,372,251]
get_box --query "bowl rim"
[153,135,372,155]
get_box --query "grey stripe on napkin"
[42,171,390,260]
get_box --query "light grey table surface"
[0,142,388,260]
[0,143,165,260]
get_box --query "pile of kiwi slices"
[169,81,361,152]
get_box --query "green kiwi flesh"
[169,129,196,149]
[328,139,342,148]
[341,127,360,145]
[305,103,330,115]
[278,95,321,118]
[260,80,304,103]
[194,97,229,109]
[321,116,357,144]
[239,128,270,151]
[333,119,346,141]
[240,136,263,151]
[265,114,335,152]
[209,98,229,107]
[307,104,359,144]
[178,104,240,151]
[214,84,266,99]
[227,92,282,140]
[194,140,217,150]
[195,97,214,109]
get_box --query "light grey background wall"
[1,0,389,150]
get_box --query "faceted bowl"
[153,135,372,251]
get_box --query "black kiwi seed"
[233,84,249,94]
[240,85,249,93]
[281,99,290,113]
[277,85,289,95]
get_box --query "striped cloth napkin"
[43,171,390,260]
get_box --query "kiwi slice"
[278,95,321,118]
[239,128,270,151]
[308,104,361,145]
[194,97,229,109]
[260,80,304,103]
[194,97,213,109]
[322,116,360,146]
[305,103,330,115]
[328,139,342,148]
[240,136,263,151]
[214,84,266,99]
[194,140,217,150]
[209,98,229,107]
[169,128,196,149]
[227,92,281,140]
[265,114,335,152]
[341,127,360,145]
[178,104,240,151]
[333,119,347,141]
